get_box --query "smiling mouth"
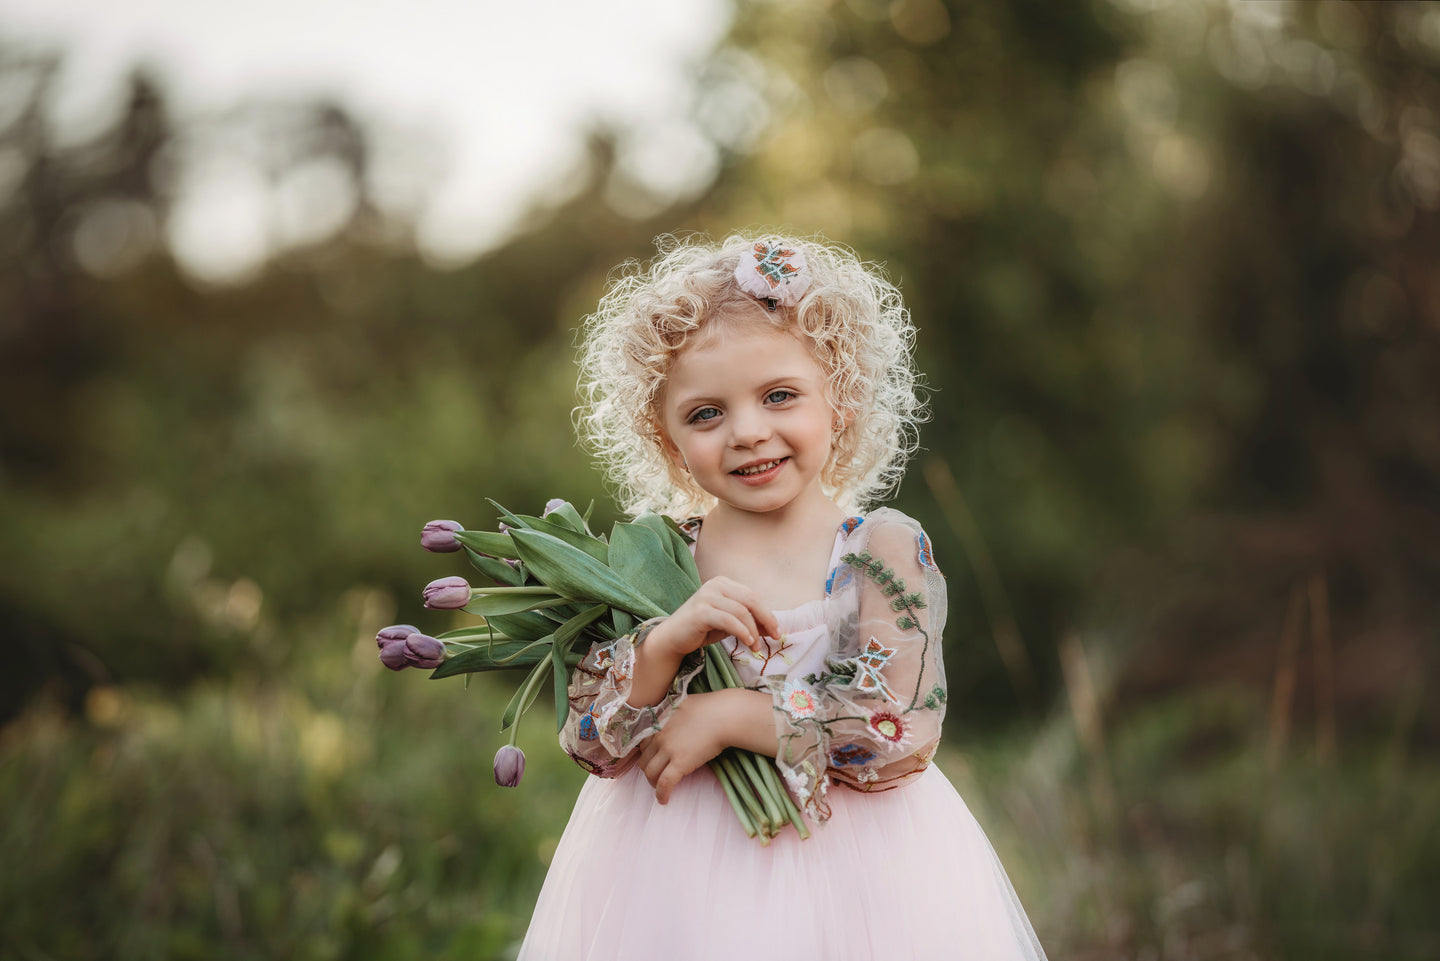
[732,458,787,476]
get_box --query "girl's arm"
[765,511,949,822]
[557,578,779,779]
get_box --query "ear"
[658,430,687,471]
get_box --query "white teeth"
[735,459,782,476]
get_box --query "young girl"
[518,234,1048,960]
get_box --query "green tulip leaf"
[545,501,591,535]
[465,548,524,586]
[432,639,582,678]
[454,530,520,559]
[466,592,571,616]
[435,625,514,642]
[609,521,698,613]
[486,499,529,531]
[509,528,667,620]
[611,608,635,638]
[660,515,703,586]
[486,499,609,563]
[659,512,696,545]
[549,604,608,732]
[634,512,701,589]
[483,610,560,641]
[500,654,553,731]
[522,516,609,564]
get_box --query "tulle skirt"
[517,764,1048,960]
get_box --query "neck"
[702,487,845,544]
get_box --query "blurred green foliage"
[2,0,1438,957]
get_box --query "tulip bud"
[378,640,410,671]
[376,624,420,649]
[402,632,445,669]
[542,498,565,517]
[493,744,526,787]
[421,519,464,553]
[422,575,472,610]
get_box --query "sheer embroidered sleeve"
[766,509,948,821]
[558,620,705,778]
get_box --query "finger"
[708,611,760,650]
[756,607,782,641]
[718,582,780,642]
[654,763,684,805]
[711,597,763,649]
[642,746,666,788]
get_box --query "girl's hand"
[638,689,777,803]
[638,692,726,803]
[646,576,781,659]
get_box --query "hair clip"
[734,240,812,311]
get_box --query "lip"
[730,456,789,485]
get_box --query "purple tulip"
[376,624,420,649]
[378,640,410,671]
[423,575,472,610]
[493,744,526,787]
[402,632,445,669]
[421,519,464,553]
[542,498,565,517]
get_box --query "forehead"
[659,316,823,400]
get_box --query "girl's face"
[658,316,840,519]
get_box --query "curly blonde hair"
[576,232,925,518]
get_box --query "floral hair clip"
[734,239,812,311]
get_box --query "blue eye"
[766,390,794,404]
[689,407,720,423]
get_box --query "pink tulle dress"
[518,509,1048,960]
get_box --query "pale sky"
[0,0,731,279]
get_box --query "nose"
[727,406,772,448]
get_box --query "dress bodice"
[714,528,846,687]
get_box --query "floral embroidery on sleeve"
[558,618,704,778]
[767,510,949,822]
[780,679,819,719]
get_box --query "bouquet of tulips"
[377,498,809,844]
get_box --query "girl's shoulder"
[835,510,944,579]
[836,507,939,571]
[837,506,927,541]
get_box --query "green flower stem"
[761,760,810,840]
[714,647,809,837]
[717,752,767,830]
[784,796,810,838]
[735,749,785,831]
[712,763,757,839]
[700,643,808,839]
[713,645,745,688]
[469,585,560,595]
[702,646,724,692]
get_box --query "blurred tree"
[664,0,1440,741]
[3,0,1439,747]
